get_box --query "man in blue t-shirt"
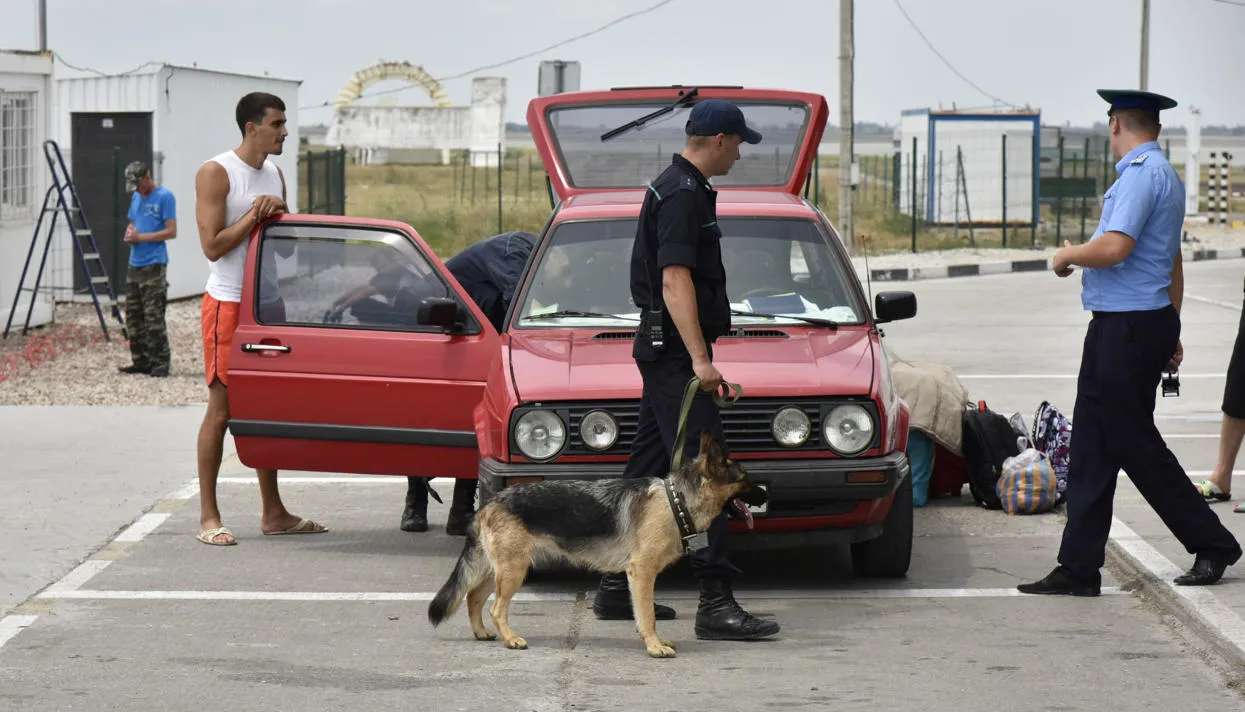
[118,161,177,377]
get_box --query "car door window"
[254,223,476,333]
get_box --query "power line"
[298,0,679,111]
[889,0,1018,109]
[1210,0,1245,7]
[52,52,162,77]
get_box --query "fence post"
[1002,134,1008,247]
[911,137,918,253]
[1080,137,1090,242]
[306,151,315,213]
[1030,129,1038,248]
[497,142,503,235]
[1055,135,1065,246]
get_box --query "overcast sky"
[3,0,1243,129]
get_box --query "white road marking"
[218,476,407,485]
[958,373,1226,380]
[0,615,38,650]
[40,560,114,596]
[36,586,1128,602]
[1109,517,1245,662]
[167,480,200,501]
[1186,294,1242,311]
[114,513,170,543]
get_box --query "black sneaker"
[118,364,150,374]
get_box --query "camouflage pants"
[124,263,170,375]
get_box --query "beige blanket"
[890,359,970,455]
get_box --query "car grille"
[561,399,832,456]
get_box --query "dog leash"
[670,375,743,472]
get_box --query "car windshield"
[513,217,866,329]
[544,101,812,190]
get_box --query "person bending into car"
[399,231,537,535]
[591,99,780,641]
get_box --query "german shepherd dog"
[428,429,767,658]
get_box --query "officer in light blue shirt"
[1019,89,1242,597]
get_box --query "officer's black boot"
[592,572,677,620]
[400,477,429,532]
[694,578,780,640]
[445,478,477,536]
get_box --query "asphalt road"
[5,260,1245,711]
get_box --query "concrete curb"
[862,246,1245,283]
[1105,522,1245,672]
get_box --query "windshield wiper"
[523,310,640,321]
[600,88,700,142]
[731,309,839,329]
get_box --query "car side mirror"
[875,291,916,324]
[418,297,460,331]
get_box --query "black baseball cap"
[685,99,763,144]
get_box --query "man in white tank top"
[191,91,327,546]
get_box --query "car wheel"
[850,470,913,578]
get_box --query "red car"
[226,86,919,577]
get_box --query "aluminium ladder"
[3,139,125,341]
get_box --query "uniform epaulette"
[676,174,699,192]
[1130,152,1150,165]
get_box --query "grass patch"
[334,147,1241,260]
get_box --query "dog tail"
[428,525,488,627]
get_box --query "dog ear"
[699,429,727,468]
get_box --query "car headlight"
[579,410,619,451]
[514,409,566,460]
[771,407,811,447]
[823,404,874,455]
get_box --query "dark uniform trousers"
[1058,305,1243,578]
[622,346,739,582]
[124,263,170,375]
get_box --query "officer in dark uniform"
[400,231,537,535]
[1018,89,1243,596]
[590,99,780,641]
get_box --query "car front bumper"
[478,451,909,522]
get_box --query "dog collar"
[665,478,708,554]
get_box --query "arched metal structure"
[332,60,452,109]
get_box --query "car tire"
[850,470,913,578]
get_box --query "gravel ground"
[0,299,208,406]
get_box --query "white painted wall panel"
[930,119,1036,225]
[0,52,55,332]
[896,111,929,219]
[52,65,301,302]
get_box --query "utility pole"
[1139,0,1150,90]
[839,0,855,252]
[37,0,47,51]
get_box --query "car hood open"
[508,327,874,403]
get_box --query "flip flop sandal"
[262,518,329,536]
[1196,480,1231,501]
[197,526,237,546]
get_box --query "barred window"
[1,92,35,219]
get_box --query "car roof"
[552,189,821,222]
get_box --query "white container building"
[52,64,302,302]
[0,50,56,332]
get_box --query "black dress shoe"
[1017,566,1101,597]
[1174,556,1230,586]
[118,364,150,374]
[592,572,677,621]
[694,578,780,640]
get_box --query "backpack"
[961,401,1025,510]
[1031,401,1073,502]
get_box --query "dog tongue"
[732,498,754,529]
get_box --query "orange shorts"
[201,293,240,387]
